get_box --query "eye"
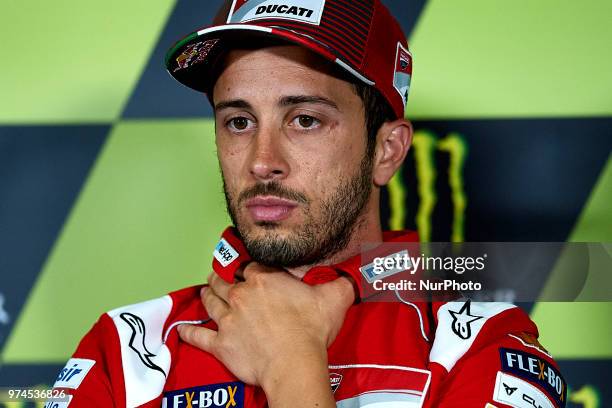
[227,117,254,132]
[292,115,321,130]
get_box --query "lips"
[244,196,299,222]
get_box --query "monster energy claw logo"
[388,131,468,243]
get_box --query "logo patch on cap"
[393,42,412,109]
[173,39,219,72]
[227,0,327,26]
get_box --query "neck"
[284,194,383,279]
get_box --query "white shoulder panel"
[429,300,515,372]
[107,295,173,408]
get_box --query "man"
[50,1,566,407]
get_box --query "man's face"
[213,45,374,267]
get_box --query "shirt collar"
[212,227,419,301]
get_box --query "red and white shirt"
[50,228,566,408]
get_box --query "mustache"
[238,182,309,206]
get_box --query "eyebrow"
[214,95,340,113]
[280,95,339,110]
[214,99,252,112]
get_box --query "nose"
[248,128,289,182]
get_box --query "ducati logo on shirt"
[120,312,166,376]
[162,382,245,408]
[329,372,342,393]
[448,299,483,339]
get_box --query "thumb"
[318,277,356,310]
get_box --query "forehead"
[212,45,355,99]
[222,45,330,70]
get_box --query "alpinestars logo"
[120,312,166,376]
[449,300,483,339]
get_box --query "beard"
[223,152,374,268]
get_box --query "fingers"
[242,262,281,282]
[177,324,216,352]
[208,272,233,302]
[316,277,356,310]
[242,262,295,283]
[331,277,357,305]
[202,287,230,322]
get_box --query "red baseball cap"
[165,0,412,119]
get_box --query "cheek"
[305,154,351,201]
[304,133,362,183]
[218,150,243,192]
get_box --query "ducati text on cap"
[228,0,327,25]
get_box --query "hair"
[351,82,396,158]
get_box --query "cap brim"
[165,24,374,94]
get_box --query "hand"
[177,263,354,389]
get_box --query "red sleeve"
[50,314,126,407]
[433,332,566,408]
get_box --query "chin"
[241,221,297,239]
[253,221,283,231]
[238,220,276,234]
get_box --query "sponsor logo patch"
[448,299,483,340]
[500,348,566,407]
[329,372,342,393]
[120,312,166,377]
[173,39,220,72]
[214,238,240,267]
[328,363,430,404]
[43,396,73,408]
[493,372,554,408]
[503,381,518,396]
[53,358,96,389]
[228,0,326,26]
[163,382,244,408]
[359,249,411,283]
[393,42,412,109]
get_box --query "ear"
[372,119,413,187]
